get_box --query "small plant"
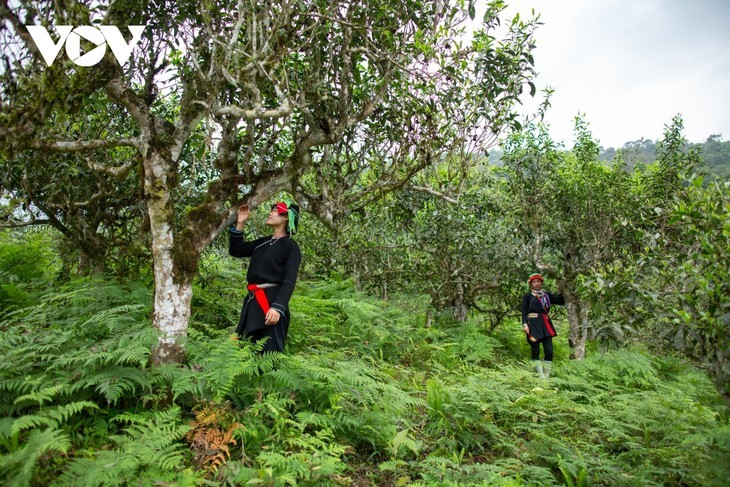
[186,401,242,473]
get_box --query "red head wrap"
[527,273,544,284]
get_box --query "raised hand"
[237,204,251,225]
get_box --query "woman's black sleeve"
[521,294,530,324]
[228,227,262,258]
[270,240,302,314]
[549,292,566,306]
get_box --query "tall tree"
[0,92,143,277]
[592,118,729,406]
[501,118,638,359]
[1,0,540,362]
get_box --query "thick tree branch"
[215,101,293,120]
[0,1,41,61]
[105,78,149,129]
[28,138,139,152]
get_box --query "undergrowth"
[0,242,728,486]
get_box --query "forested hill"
[599,134,730,179]
[489,135,730,180]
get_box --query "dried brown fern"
[186,402,242,472]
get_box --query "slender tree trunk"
[150,270,192,364]
[453,282,469,322]
[78,250,92,277]
[565,293,590,360]
[710,350,730,410]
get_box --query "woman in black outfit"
[521,273,565,378]
[229,202,301,353]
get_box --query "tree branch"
[215,101,293,120]
[84,156,138,179]
[1,218,51,228]
[28,138,139,152]
[408,185,459,204]
[105,78,149,129]
[0,1,42,61]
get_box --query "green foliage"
[665,178,730,400]
[500,118,643,358]
[588,118,730,407]
[698,134,730,181]
[626,177,730,406]
[0,248,728,485]
[0,230,57,312]
[0,428,71,487]
[53,408,198,487]
[598,133,729,182]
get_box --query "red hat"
[271,201,300,234]
[527,273,544,284]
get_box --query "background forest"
[1,0,730,486]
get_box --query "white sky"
[496,0,730,148]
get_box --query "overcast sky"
[497,0,730,149]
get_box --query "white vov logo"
[26,25,145,67]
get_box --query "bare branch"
[215,101,293,120]
[28,138,139,152]
[1,218,51,228]
[408,185,459,204]
[83,156,138,179]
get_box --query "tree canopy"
[1,0,541,362]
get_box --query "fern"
[82,366,152,404]
[13,384,68,407]
[186,401,242,472]
[0,263,728,486]
[227,427,347,486]
[0,428,70,487]
[53,408,195,487]
[148,363,202,403]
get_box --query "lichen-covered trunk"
[453,281,469,322]
[565,293,590,360]
[149,213,192,364]
[145,150,192,364]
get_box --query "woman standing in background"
[521,273,565,378]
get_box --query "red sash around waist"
[247,283,278,314]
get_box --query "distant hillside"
[489,135,730,180]
[598,134,730,180]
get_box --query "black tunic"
[521,291,565,342]
[229,227,301,352]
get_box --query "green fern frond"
[0,428,70,487]
[78,304,147,330]
[45,401,99,426]
[148,363,201,402]
[9,401,99,437]
[83,366,151,404]
[199,337,261,402]
[55,408,190,487]
[8,415,54,437]
[13,384,67,407]
[0,378,34,397]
